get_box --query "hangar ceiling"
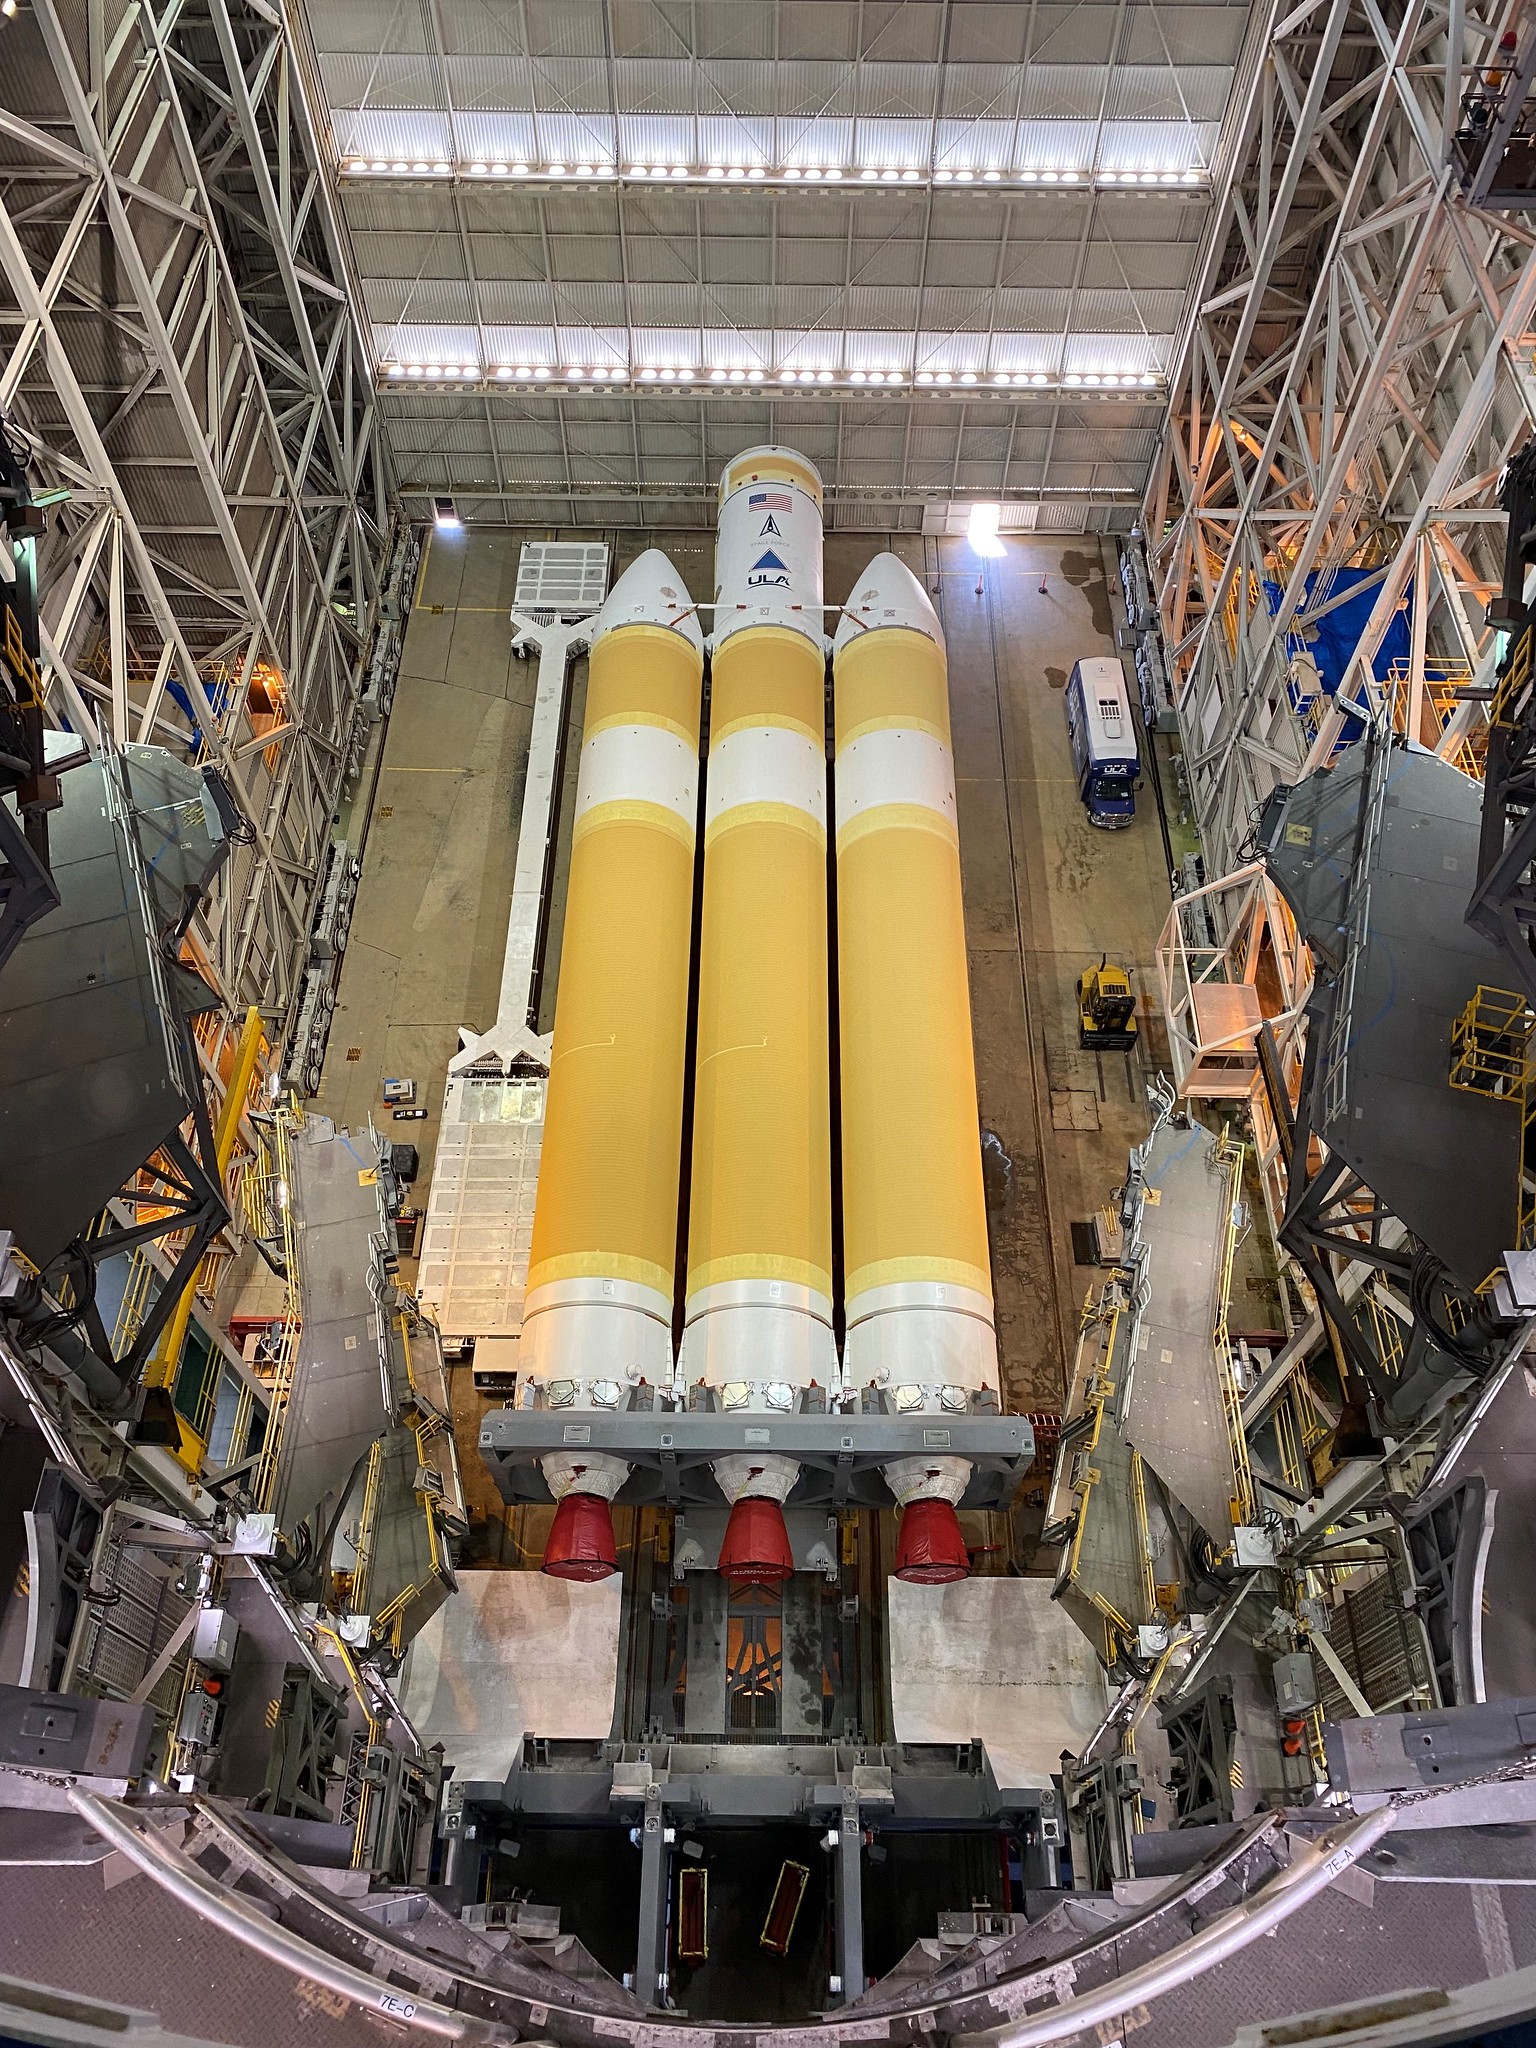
[302,0,1258,527]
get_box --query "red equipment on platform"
[542,1491,619,1580]
[717,1495,795,1583]
[894,1497,970,1583]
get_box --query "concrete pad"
[887,1575,1108,1790]
[400,1568,622,1780]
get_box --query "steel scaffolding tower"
[0,0,389,1019]
[1145,0,1536,876]
[1134,0,1536,1712]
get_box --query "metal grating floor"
[417,1072,545,1343]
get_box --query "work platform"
[479,1406,1034,1509]
[1261,742,1520,1292]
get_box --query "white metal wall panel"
[1108,65,1235,122]
[312,0,427,50]
[532,55,609,105]
[474,325,560,360]
[320,53,440,108]
[550,285,628,324]
[524,0,606,56]
[915,287,994,331]
[1125,7,1249,64]
[700,62,778,115]
[614,58,695,113]
[866,6,945,61]
[775,62,857,117]
[1061,332,1169,374]
[1019,65,1113,119]
[337,188,456,233]
[697,115,774,167]
[332,109,453,160]
[1011,119,1100,171]
[990,287,1074,329]
[475,280,559,324]
[367,279,476,326]
[948,5,1033,61]
[855,62,937,119]
[553,323,630,364]
[694,8,777,59]
[442,54,533,108]
[940,64,1023,120]
[372,320,480,363]
[1099,119,1218,173]
[932,117,1015,171]
[850,117,936,168]
[439,0,524,54]
[1069,285,1187,330]
[779,117,856,167]
[617,114,696,162]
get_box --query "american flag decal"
[749,491,792,510]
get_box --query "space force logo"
[747,549,790,588]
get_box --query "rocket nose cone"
[589,548,704,651]
[834,552,944,655]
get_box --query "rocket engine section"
[682,448,835,1582]
[520,550,704,1579]
[833,556,1001,1584]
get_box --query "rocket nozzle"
[894,1497,970,1584]
[542,1491,619,1581]
[717,1494,795,1584]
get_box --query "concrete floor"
[934,534,1175,1406]
[295,520,1176,1540]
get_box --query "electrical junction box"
[176,1691,218,1747]
[191,1607,238,1675]
[1273,1651,1319,1716]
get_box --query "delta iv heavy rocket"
[833,556,1001,1582]
[681,448,835,1582]
[520,550,704,1579]
[521,454,1000,1588]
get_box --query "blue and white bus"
[1065,657,1140,829]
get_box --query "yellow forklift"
[1077,956,1138,1051]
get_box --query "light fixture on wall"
[967,504,1005,557]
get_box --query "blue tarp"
[1263,566,1413,742]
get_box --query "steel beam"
[0,2,388,1022]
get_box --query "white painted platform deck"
[400,1568,622,1781]
[888,1575,1109,1791]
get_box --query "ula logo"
[747,548,790,588]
